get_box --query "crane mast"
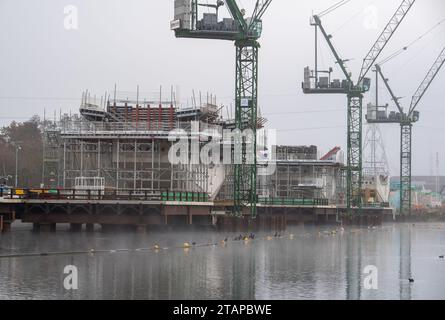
[172,0,272,217]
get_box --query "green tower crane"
[367,46,445,215]
[171,0,272,217]
[302,0,415,214]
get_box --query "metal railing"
[363,202,390,208]
[0,188,210,203]
[1,188,331,207]
[54,120,224,137]
[258,197,329,206]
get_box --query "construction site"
[43,96,346,205]
[0,86,389,233]
[1,0,444,233]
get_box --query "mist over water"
[0,223,444,300]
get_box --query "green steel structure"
[303,0,415,214]
[171,0,272,217]
[400,123,412,214]
[369,47,445,215]
[234,40,259,217]
[347,92,364,209]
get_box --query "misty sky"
[0,0,444,175]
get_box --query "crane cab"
[366,104,420,124]
[360,77,371,92]
[171,0,262,40]
[411,111,420,122]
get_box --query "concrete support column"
[70,223,82,232]
[0,215,11,233]
[101,224,111,233]
[40,223,56,232]
[86,223,95,233]
[32,223,40,232]
[2,222,11,232]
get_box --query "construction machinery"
[366,46,445,215]
[302,0,415,214]
[171,0,272,217]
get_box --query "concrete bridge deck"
[0,189,392,232]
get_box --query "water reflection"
[399,226,412,300]
[0,223,444,300]
[346,232,362,300]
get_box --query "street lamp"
[15,145,22,187]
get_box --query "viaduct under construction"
[1,0,443,232]
[0,87,388,233]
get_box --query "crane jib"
[409,46,445,115]
[358,0,416,84]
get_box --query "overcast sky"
[0,0,444,175]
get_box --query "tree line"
[0,116,44,188]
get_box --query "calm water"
[0,222,445,300]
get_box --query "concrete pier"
[31,223,57,233]
[0,216,11,233]
[70,223,82,232]
[39,223,56,232]
[0,213,13,233]
[32,223,40,232]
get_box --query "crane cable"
[318,0,352,18]
[379,17,445,66]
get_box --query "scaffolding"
[43,91,220,194]
[43,89,346,205]
[257,160,342,203]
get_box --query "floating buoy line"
[0,226,397,260]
